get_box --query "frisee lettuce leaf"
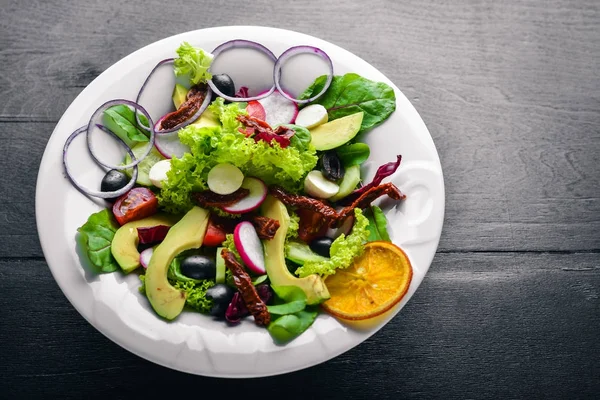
[174,42,214,85]
[158,98,318,214]
[294,208,370,278]
[76,209,120,273]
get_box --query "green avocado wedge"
[111,213,180,274]
[261,196,330,305]
[145,206,210,320]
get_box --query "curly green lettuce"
[295,208,370,278]
[158,98,318,214]
[174,42,214,85]
[138,271,215,314]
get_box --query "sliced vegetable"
[303,170,339,199]
[135,58,175,130]
[215,246,227,283]
[329,165,361,202]
[137,225,170,245]
[203,219,227,247]
[285,240,328,265]
[309,112,363,151]
[221,177,267,214]
[246,100,266,121]
[273,46,333,104]
[207,163,244,195]
[148,159,172,189]
[233,221,266,275]
[123,143,165,186]
[63,126,138,199]
[112,187,159,226]
[294,104,328,129]
[257,89,298,126]
[208,40,277,102]
[154,130,190,159]
[87,100,155,171]
[139,247,154,269]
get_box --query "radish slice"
[154,130,190,159]
[295,104,328,129]
[221,177,267,214]
[257,90,298,126]
[207,163,244,195]
[246,100,266,121]
[326,215,355,240]
[233,221,266,274]
[148,159,172,188]
[139,247,154,269]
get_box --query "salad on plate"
[66,39,413,343]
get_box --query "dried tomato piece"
[159,84,208,130]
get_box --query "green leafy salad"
[68,40,405,344]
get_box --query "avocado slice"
[329,164,361,202]
[172,84,189,109]
[111,213,180,274]
[309,112,364,151]
[261,196,330,305]
[145,206,210,320]
[192,108,220,128]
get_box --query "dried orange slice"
[321,241,413,320]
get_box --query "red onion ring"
[273,45,333,104]
[86,99,155,171]
[135,58,174,130]
[208,40,277,102]
[153,85,213,134]
[63,126,139,199]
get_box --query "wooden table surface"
[1,0,598,398]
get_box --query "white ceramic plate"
[35,26,444,378]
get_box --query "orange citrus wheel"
[321,241,413,321]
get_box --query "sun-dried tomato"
[159,84,208,130]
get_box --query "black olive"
[310,237,334,258]
[100,169,129,201]
[180,255,216,280]
[206,284,236,317]
[321,151,345,181]
[211,74,236,98]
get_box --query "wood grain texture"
[1,254,598,399]
[0,0,599,398]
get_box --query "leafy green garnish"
[174,42,214,85]
[336,143,370,167]
[278,124,312,151]
[268,308,319,343]
[252,275,268,285]
[364,205,391,242]
[158,98,318,214]
[172,279,215,314]
[299,73,396,133]
[103,105,149,148]
[267,286,307,315]
[295,208,370,278]
[76,209,120,273]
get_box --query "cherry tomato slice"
[203,219,228,247]
[112,187,158,226]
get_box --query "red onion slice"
[63,126,139,199]
[153,85,212,134]
[135,58,175,130]
[86,99,155,171]
[208,40,277,102]
[273,46,333,104]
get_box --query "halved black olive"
[211,74,236,98]
[321,151,345,181]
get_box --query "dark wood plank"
[2,254,599,398]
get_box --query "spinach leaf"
[279,124,312,151]
[299,73,396,133]
[365,205,391,242]
[76,209,120,273]
[336,143,370,167]
[103,105,149,147]
[267,307,319,343]
[267,285,307,315]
